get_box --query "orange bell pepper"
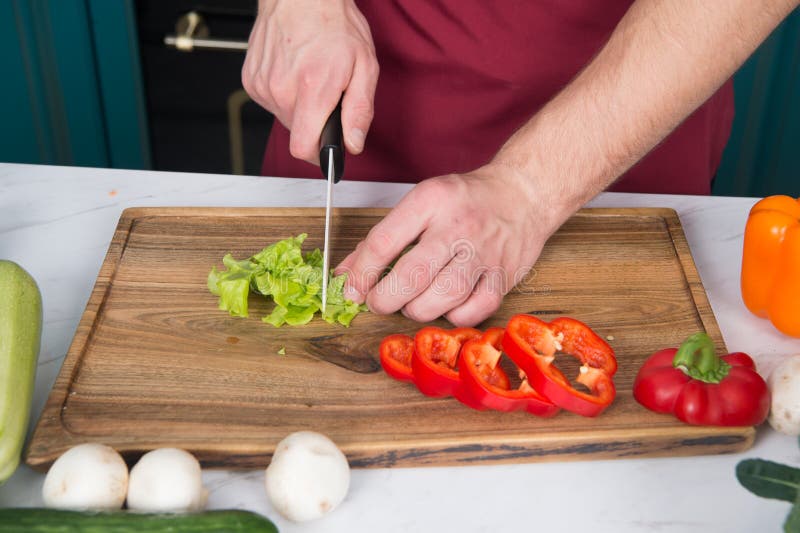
[741,195,800,337]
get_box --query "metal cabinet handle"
[164,35,248,52]
[163,11,248,52]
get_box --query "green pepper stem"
[672,332,731,383]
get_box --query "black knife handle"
[319,99,345,183]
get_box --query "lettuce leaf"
[208,233,366,327]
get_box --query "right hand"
[242,0,379,164]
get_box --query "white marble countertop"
[1,162,798,532]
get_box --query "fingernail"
[344,284,363,304]
[349,128,366,152]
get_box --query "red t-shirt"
[261,0,734,195]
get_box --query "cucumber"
[0,509,279,532]
[0,260,42,484]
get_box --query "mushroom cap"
[127,448,208,512]
[768,355,800,436]
[265,431,351,522]
[42,443,128,510]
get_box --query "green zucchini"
[0,509,279,532]
[0,260,42,485]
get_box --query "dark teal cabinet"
[714,8,800,197]
[1,2,798,196]
[1,0,150,169]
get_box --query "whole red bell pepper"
[411,327,481,398]
[379,333,415,383]
[633,332,770,426]
[502,315,617,417]
[459,328,559,417]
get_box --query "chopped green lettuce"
[208,233,366,327]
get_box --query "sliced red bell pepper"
[633,332,770,426]
[379,333,415,383]
[502,315,617,417]
[459,327,559,417]
[411,326,481,398]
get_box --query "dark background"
[135,0,273,175]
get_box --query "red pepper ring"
[502,315,617,417]
[411,326,482,398]
[379,334,415,383]
[459,328,560,417]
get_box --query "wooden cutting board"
[26,207,753,470]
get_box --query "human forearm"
[495,0,799,228]
[333,0,798,326]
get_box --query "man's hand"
[335,164,567,327]
[242,0,379,163]
[336,0,799,327]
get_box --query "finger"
[401,255,483,323]
[340,188,434,301]
[334,247,375,303]
[444,271,505,328]
[365,235,452,315]
[241,18,267,106]
[341,50,378,154]
[334,248,358,277]
[289,76,344,164]
[335,248,382,304]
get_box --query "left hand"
[335,164,565,326]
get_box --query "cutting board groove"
[26,207,753,470]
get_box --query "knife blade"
[319,101,344,313]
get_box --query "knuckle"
[452,267,474,298]
[358,51,380,80]
[297,69,323,93]
[288,135,311,161]
[483,268,507,294]
[243,69,268,103]
[447,291,503,328]
[403,258,434,291]
[366,292,395,316]
[353,239,368,255]
[445,309,478,328]
[402,298,443,323]
[240,67,252,93]
[431,269,462,301]
[348,265,380,294]
[363,228,394,261]
[449,316,472,328]
[413,177,456,207]
[267,78,291,110]
[413,178,443,199]
[484,291,504,313]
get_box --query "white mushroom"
[42,443,128,510]
[126,448,208,512]
[768,354,800,436]
[265,431,350,522]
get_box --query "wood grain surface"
[25,207,753,470]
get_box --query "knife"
[319,100,345,313]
